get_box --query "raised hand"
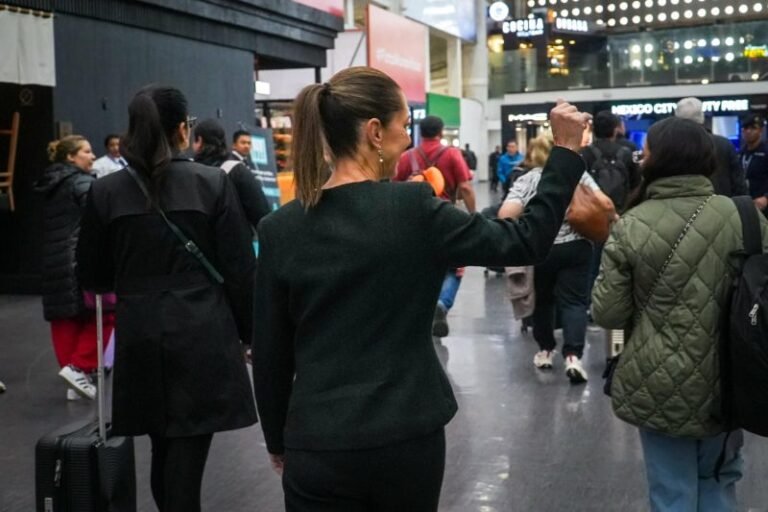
[550,99,592,154]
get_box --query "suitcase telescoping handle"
[95,294,107,442]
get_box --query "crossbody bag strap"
[125,166,224,284]
[638,195,714,314]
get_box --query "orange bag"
[566,184,617,243]
[407,147,448,197]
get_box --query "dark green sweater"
[253,147,584,453]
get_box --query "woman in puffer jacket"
[593,117,768,511]
[36,136,115,401]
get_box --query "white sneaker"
[59,365,96,400]
[66,388,81,401]
[533,350,555,369]
[565,355,588,384]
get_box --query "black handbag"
[602,196,712,396]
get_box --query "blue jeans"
[639,428,744,512]
[438,269,462,311]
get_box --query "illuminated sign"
[554,17,589,33]
[612,99,750,116]
[744,45,768,58]
[503,18,545,37]
[508,113,548,122]
[489,1,510,22]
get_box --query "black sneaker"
[432,304,449,338]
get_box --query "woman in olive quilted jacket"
[593,117,768,512]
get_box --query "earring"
[378,149,384,164]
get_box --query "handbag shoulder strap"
[638,195,713,313]
[733,195,763,256]
[125,166,224,284]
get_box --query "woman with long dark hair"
[36,135,114,401]
[192,118,270,229]
[76,85,257,511]
[252,67,590,510]
[593,116,768,511]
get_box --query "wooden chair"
[0,112,20,211]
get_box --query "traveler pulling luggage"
[35,294,136,512]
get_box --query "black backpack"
[586,145,631,211]
[720,196,768,436]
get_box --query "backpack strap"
[408,148,421,177]
[417,145,450,168]
[733,195,763,255]
[220,160,240,174]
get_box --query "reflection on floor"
[2,189,767,511]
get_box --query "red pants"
[50,313,115,372]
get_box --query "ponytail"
[292,83,329,208]
[47,135,86,163]
[120,85,188,205]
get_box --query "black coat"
[35,163,95,321]
[77,159,258,437]
[710,134,747,197]
[253,147,584,454]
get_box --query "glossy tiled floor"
[2,188,768,511]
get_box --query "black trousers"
[533,239,592,358]
[149,433,214,512]
[283,428,446,512]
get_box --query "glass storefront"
[489,19,768,96]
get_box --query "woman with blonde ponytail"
[35,134,111,402]
[253,67,591,511]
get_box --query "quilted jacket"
[593,175,768,438]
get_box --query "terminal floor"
[2,190,768,511]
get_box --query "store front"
[501,93,767,150]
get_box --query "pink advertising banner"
[293,0,344,17]
[366,5,427,104]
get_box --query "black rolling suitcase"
[35,295,136,512]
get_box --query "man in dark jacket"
[231,129,257,171]
[739,114,768,214]
[676,97,747,197]
[488,145,502,191]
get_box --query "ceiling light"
[528,0,536,6]
[597,18,605,24]
[711,7,720,15]
[701,79,709,84]
[697,8,706,16]
[675,57,680,63]
[658,12,667,20]
[671,0,679,4]
[619,2,628,10]
[684,40,694,49]
[740,37,746,44]
[596,5,604,12]
[620,16,629,24]
[711,38,720,46]
[725,52,735,61]
[684,9,693,17]
[752,73,760,80]
[561,9,569,16]
[645,58,653,67]
[725,36,735,45]
[697,56,704,62]
[658,0,667,5]
[645,13,654,22]
[631,59,642,68]
[608,3,616,11]
[645,43,654,52]
[684,55,693,64]
[674,41,680,49]
[671,11,680,19]
[572,8,581,15]
[608,17,617,25]
[711,56,720,62]
[632,1,641,8]
[632,15,641,22]
[645,0,654,6]
[697,39,706,47]
[754,3,763,11]
[584,6,592,14]
[631,44,641,52]
[739,4,748,13]
[724,5,734,14]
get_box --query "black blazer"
[77,159,257,437]
[252,147,585,454]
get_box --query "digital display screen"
[250,135,270,166]
[402,0,477,42]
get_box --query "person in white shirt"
[92,134,126,178]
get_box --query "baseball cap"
[741,114,765,129]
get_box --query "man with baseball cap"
[739,114,768,213]
[675,97,746,197]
